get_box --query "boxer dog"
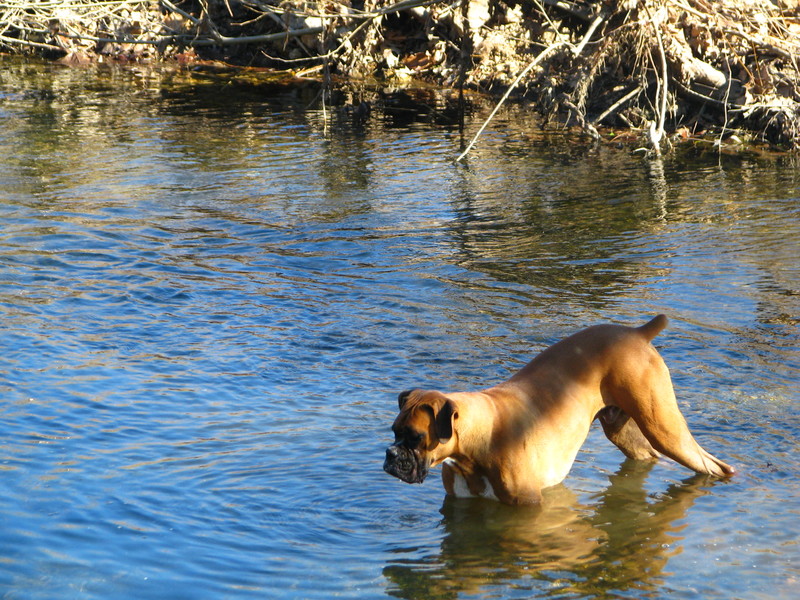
[384,315,734,505]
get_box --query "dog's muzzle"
[384,444,429,484]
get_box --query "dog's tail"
[637,314,669,341]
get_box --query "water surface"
[0,60,798,599]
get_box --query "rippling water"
[1,60,798,599]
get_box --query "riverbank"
[2,0,799,150]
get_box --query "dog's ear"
[434,399,457,444]
[398,390,414,409]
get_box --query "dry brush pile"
[1,0,799,149]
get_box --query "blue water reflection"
[0,61,798,599]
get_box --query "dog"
[384,315,734,505]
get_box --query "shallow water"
[0,60,798,599]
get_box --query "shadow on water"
[446,145,800,299]
[384,461,721,599]
[446,161,668,304]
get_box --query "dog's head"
[383,389,458,484]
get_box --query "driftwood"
[1,0,799,150]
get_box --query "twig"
[726,27,798,63]
[672,78,739,108]
[261,15,372,64]
[455,41,569,163]
[241,0,443,21]
[530,0,570,46]
[592,85,642,125]
[0,32,61,51]
[350,0,446,20]
[197,0,223,43]
[321,14,330,136]
[160,0,201,26]
[539,0,593,22]
[716,59,734,154]
[4,25,327,48]
[646,7,669,155]
[573,9,606,56]
[560,94,600,140]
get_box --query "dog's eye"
[408,432,424,448]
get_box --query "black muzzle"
[384,444,428,484]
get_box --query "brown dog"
[384,315,734,505]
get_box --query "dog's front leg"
[442,458,492,498]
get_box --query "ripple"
[0,62,799,600]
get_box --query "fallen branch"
[456,41,569,163]
[176,26,325,46]
[1,0,798,149]
[457,3,608,161]
[5,25,327,47]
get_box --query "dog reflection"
[384,460,718,599]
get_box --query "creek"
[1,59,798,599]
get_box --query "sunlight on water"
[0,60,798,599]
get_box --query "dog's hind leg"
[614,358,735,477]
[597,406,661,461]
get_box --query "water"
[0,60,798,599]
